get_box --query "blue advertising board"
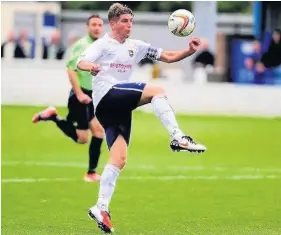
[231,39,255,84]
[231,39,281,85]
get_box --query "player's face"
[272,31,280,43]
[116,14,133,39]
[253,40,261,52]
[87,17,103,39]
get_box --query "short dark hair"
[273,28,281,35]
[87,14,101,25]
[108,3,133,21]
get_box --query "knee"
[91,119,105,139]
[112,154,127,169]
[77,134,88,144]
[148,86,166,104]
[109,135,128,170]
[118,154,127,169]
[152,86,165,96]
[92,126,105,139]
[120,155,127,169]
[143,85,166,104]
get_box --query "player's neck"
[87,34,97,42]
[110,32,126,44]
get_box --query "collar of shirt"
[104,33,128,45]
[86,34,96,43]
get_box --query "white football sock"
[97,164,120,212]
[151,95,184,140]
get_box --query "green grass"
[2,105,281,235]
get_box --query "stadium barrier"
[2,60,281,117]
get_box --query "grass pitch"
[2,105,281,235]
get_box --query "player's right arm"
[77,40,103,75]
[67,68,91,104]
[66,42,91,104]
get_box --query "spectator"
[43,29,65,60]
[14,29,33,58]
[67,32,80,46]
[244,40,263,70]
[63,32,80,60]
[193,39,215,69]
[1,29,33,59]
[261,29,281,69]
[192,40,215,84]
[1,31,15,58]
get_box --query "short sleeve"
[76,39,103,68]
[66,42,84,70]
[134,40,163,63]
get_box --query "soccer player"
[32,15,105,182]
[77,3,207,233]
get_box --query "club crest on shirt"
[128,49,134,57]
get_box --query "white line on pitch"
[2,161,281,173]
[1,174,281,183]
[1,178,74,183]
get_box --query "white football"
[168,9,196,37]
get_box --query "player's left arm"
[159,38,201,63]
[136,38,201,64]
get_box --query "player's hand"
[77,92,92,104]
[90,64,101,76]
[189,38,201,52]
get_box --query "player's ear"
[109,20,115,28]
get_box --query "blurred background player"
[77,3,206,233]
[32,15,105,182]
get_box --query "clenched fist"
[189,38,201,52]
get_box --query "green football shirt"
[66,35,96,90]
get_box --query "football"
[168,9,196,37]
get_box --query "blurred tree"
[218,1,251,13]
[61,1,251,13]
[61,1,142,11]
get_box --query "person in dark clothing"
[1,31,15,58]
[1,29,32,59]
[193,40,215,68]
[14,29,32,58]
[261,29,281,69]
[43,29,65,60]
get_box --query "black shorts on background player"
[32,86,103,180]
[67,88,95,130]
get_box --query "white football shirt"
[76,33,163,107]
